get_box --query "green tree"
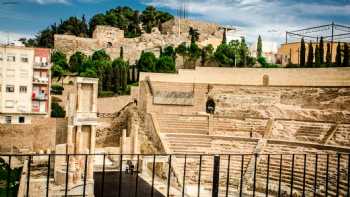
[238,37,249,66]
[141,6,158,33]
[80,68,98,78]
[51,50,69,69]
[175,42,188,56]
[214,42,238,66]
[51,64,65,78]
[201,44,214,66]
[326,43,332,66]
[163,46,176,60]
[343,43,349,67]
[156,56,176,73]
[222,29,227,44]
[69,51,87,73]
[137,52,157,72]
[319,37,324,65]
[89,14,107,35]
[300,38,306,67]
[120,46,124,59]
[57,16,89,37]
[51,102,66,117]
[336,42,342,66]
[92,49,111,61]
[189,27,200,43]
[188,42,201,60]
[307,41,314,67]
[315,45,320,67]
[0,158,22,197]
[51,50,69,83]
[257,35,263,58]
[112,58,129,92]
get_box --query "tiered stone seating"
[162,133,258,195]
[156,114,209,135]
[328,124,350,146]
[213,117,267,137]
[255,141,349,197]
[271,120,334,143]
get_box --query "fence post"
[212,155,220,197]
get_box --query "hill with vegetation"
[20,6,173,48]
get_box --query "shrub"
[156,56,176,73]
[51,102,66,117]
[51,84,64,95]
[98,91,114,97]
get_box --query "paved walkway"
[94,171,164,197]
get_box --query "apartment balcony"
[32,92,48,101]
[33,77,49,85]
[33,62,51,69]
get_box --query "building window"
[6,69,15,78]
[35,56,40,63]
[0,53,3,61]
[6,85,14,93]
[5,116,12,124]
[18,116,25,123]
[5,100,15,108]
[7,55,16,62]
[19,86,27,93]
[107,42,113,48]
[20,55,29,63]
[20,69,28,78]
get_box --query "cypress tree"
[315,45,320,67]
[201,49,206,66]
[257,35,262,58]
[222,29,227,44]
[120,46,124,59]
[326,43,332,66]
[300,38,306,67]
[307,41,313,67]
[336,42,342,66]
[343,43,349,67]
[319,37,324,65]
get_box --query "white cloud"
[145,0,350,44]
[29,0,70,4]
[0,31,34,45]
[28,0,102,4]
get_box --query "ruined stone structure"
[135,67,350,196]
[54,19,225,65]
[54,77,98,195]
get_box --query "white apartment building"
[0,46,51,124]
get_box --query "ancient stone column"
[92,83,98,112]
[67,125,74,154]
[87,125,96,179]
[77,83,82,112]
[75,126,82,154]
[120,129,127,154]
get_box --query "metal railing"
[1,153,349,197]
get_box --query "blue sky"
[0,0,349,44]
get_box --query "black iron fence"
[1,153,349,197]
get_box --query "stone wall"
[140,69,350,122]
[54,19,225,64]
[97,96,132,114]
[0,116,66,153]
[140,67,350,86]
[212,86,350,122]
